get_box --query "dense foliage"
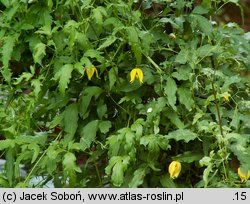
[0,0,249,187]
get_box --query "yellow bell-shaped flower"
[84,65,99,80]
[238,167,250,182]
[130,68,143,84]
[168,161,181,179]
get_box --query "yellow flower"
[238,167,250,182]
[84,65,99,80]
[168,161,181,179]
[130,68,143,84]
[222,92,230,102]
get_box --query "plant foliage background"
[0,0,249,187]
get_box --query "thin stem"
[210,56,224,138]
[94,162,102,186]
[23,132,63,187]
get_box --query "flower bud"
[168,161,181,179]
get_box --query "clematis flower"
[130,68,143,84]
[168,161,181,179]
[222,92,230,102]
[238,167,250,182]
[84,65,99,80]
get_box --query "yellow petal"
[130,68,143,84]
[222,92,230,102]
[130,69,137,83]
[238,168,250,182]
[168,161,181,179]
[84,65,99,80]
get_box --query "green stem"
[23,132,62,187]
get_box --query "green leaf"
[80,120,99,151]
[63,103,78,143]
[31,78,42,99]
[0,139,15,150]
[78,86,103,119]
[108,67,118,90]
[192,6,209,15]
[33,43,46,65]
[164,77,177,111]
[48,113,64,128]
[105,156,130,187]
[140,135,159,154]
[84,49,104,64]
[172,66,191,81]
[175,48,189,64]
[177,86,194,111]
[127,26,141,65]
[1,34,18,82]
[129,166,147,187]
[167,129,198,142]
[29,143,40,163]
[54,64,74,95]
[106,135,120,157]
[99,121,112,134]
[97,101,107,119]
[92,6,107,25]
[160,174,176,188]
[172,151,203,163]
[165,110,185,129]
[97,35,117,50]
[194,14,213,36]
[63,152,81,173]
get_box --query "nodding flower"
[130,68,143,84]
[238,167,250,182]
[168,161,181,179]
[84,65,100,80]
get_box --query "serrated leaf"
[80,120,99,150]
[177,86,194,111]
[97,101,107,119]
[78,86,103,119]
[97,35,117,50]
[92,6,106,25]
[165,110,184,129]
[106,135,120,157]
[160,174,176,187]
[140,135,159,153]
[63,103,78,143]
[196,44,215,58]
[172,66,191,81]
[99,121,112,134]
[192,5,209,15]
[48,113,64,128]
[54,64,74,95]
[84,49,104,64]
[29,143,40,164]
[172,151,203,163]
[63,152,81,172]
[1,34,18,82]
[108,67,118,90]
[105,156,130,187]
[164,77,177,111]
[129,166,147,187]
[167,129,198,142]
[31,79,42,99]
[127,26,141,65]
[194,14,213,36]
[0,139,15,150]
[175,48,189,64]
[33,43,46,65]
